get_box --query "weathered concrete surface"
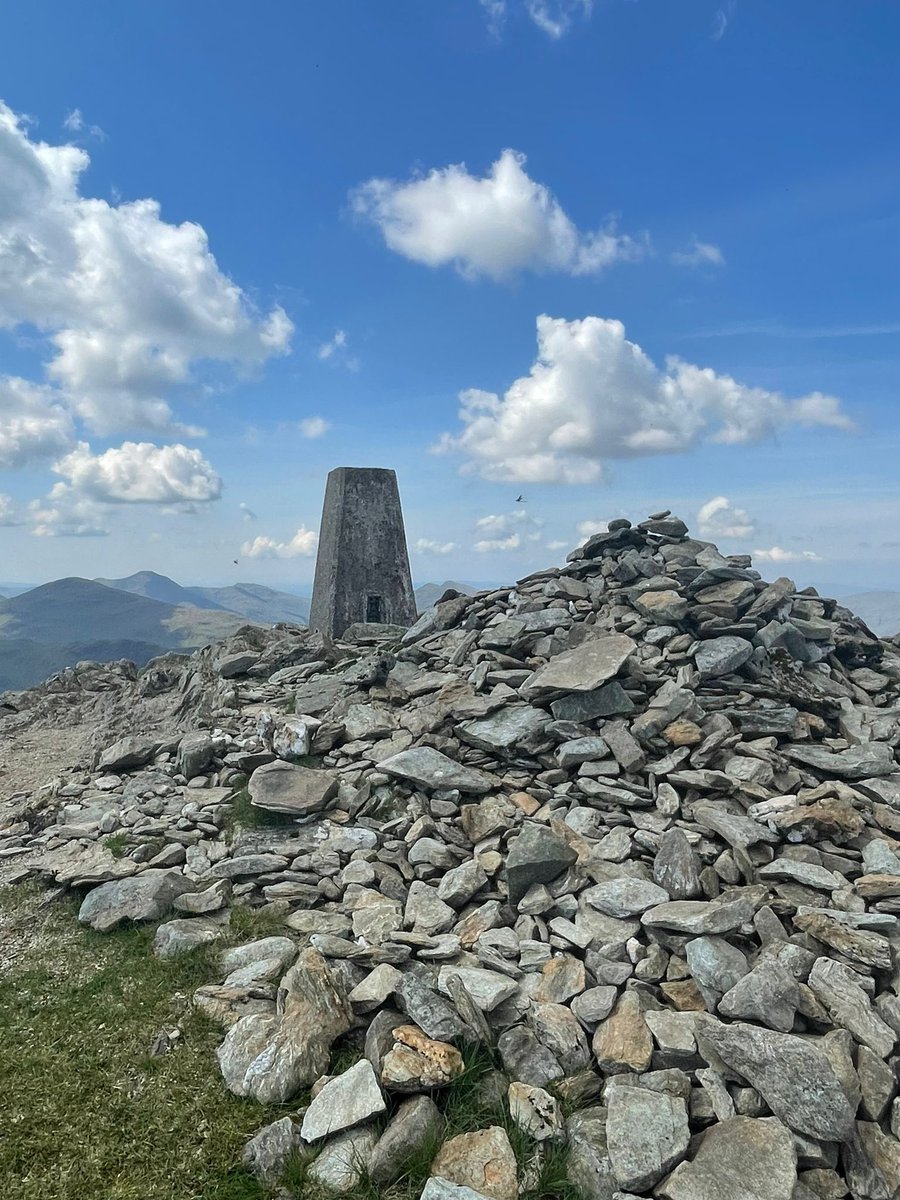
[309,467,417,638]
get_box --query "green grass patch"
[0,888,575,1200]
[0,885,289,1200]
[103,832,130,857]
[222,788,284,836]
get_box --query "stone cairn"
[3,512,900,1199]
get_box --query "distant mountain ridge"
[0,578,248,691]
[96,572,312,625]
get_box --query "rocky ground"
[2,511,900,1200]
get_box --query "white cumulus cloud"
[0,493,22,525]
[473,509,542,552]
[0,100,292,438]
[436,315,855,483]
[753,545,822,564]
[353,149,644,281]
[241,527,318,559]
[415,538,459,555]
[298,416,331,439]
[51,441,222,504]
[0,376,73,467]
[672,238,725,268]
[697,496,756,540]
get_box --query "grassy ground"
[0,884,577,1200]
[0,885,288,1200]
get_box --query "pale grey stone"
[369,1096,442,1186]
[584,877,669,918]
[657,1116,797,1200]
[695,1018,856,1141]
[693,637,753,679]
[248,759,338,814]
[379,746,498,793]
[437,965,517,1012]
[78,868,194,932]
[606,1085,690,1192]
[243,1115,306,1184]
[307,1125,379,1192]
[153,916,224,958]
[300,1059,386,1141]
[520,634,637,700]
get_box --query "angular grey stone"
[807,957,896,1057]
[98,734,161,772]
[217,651,259,678]
[506,822,577,906]
[520,634,636,700]
[457,706,547,755]
[584,877,669,918]
[209,853,289,879]
[307,1125,379,1192]
[369,1095,442,1186]
[686,936,749,1009]
[498,1025,563,1088]
[300,1059,386,1141]
[248,759,338,815]
[153,916,224,959]
[606,1085,690,1191]
[420,1180,493,1200]
[177,731,216,780]
[395,974,471,1043]
[642,897,755,936]
[757,858,843,891]
[437,859,488,908]
[695,1018,856,1141]
[657,1116,797,1200]
[220,936,297,975]
[550,681,634,722]
[437,966,517,1012]
[216,948,351,1103]
[693,636,753,679]
[785,741,897,780]
[78,868,194,932]
[841,1121,900,1200]
[243,1115,306,1184]
[717,958,799,1032]
[653,828,701,899]
[565,1106,617,1200]
[557,736,610,769]
[379,746,498,794]
[692,803,779,849]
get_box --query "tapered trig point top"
[308,467,417,638]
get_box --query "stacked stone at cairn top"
[309,466,418,639]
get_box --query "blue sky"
[0,0,898,594]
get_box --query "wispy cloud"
[711,0,736,41]
[671,238,725,268]
[317,328,359,370]
[298,416,330,439]
[63,108,106,140]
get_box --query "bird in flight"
[516,494,525,503]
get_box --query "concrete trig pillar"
[308,467,417,638]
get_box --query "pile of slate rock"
[4,512,900,1200]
